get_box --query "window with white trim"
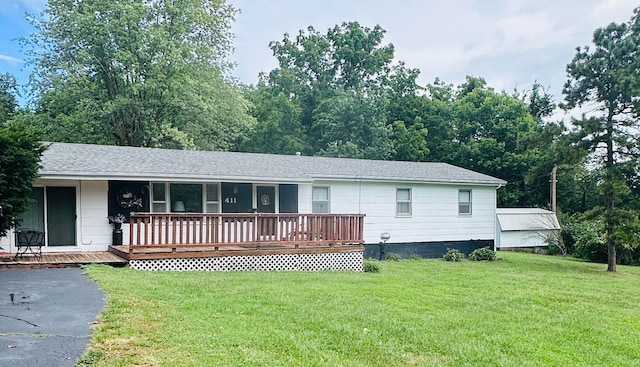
[312,186,330,213]
[151,182,167,212]
[150,182,219,213]
[459,189,472,215]
[170,183,202,212]
[205,183,219,213]
[396,188,412,216]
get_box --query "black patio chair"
[13,228,45,261]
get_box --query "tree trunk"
[607,237,616,272]
[605,116,616,272]
[605,190,616,272]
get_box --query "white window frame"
[205,183,220,213]
[151,182,221,213]
[396,188,412,217]
[458,189,472,215]
[312,186,330,213]
[151,182,167,213]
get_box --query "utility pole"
[550,165,557,213]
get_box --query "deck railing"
[128,213,365,252]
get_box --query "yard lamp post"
[379,232,390,260]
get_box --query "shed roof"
[496,208,561,231]
[39,142,507,185]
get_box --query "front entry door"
[46,187,77,246]
[256,186,276,213]
[256,186,276,237]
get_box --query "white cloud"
[592,0,638,19]
[14,0,47,11]
[0,54,23,64]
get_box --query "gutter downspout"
[494,183,505,251]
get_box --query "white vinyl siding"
[326,181,497,244]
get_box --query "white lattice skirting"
[129,251,364,272]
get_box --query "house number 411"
[224,197,237,204]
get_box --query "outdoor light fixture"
[0,205,3,217]
[378,232,391,261]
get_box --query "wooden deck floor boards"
[0,251,128,268]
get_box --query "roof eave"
[310,174,506,186]
[38,172,314,184]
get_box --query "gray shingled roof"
[39,142,507,185]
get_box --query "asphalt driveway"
[0,268,105,367]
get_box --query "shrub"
[363,259,381,273]
[469,247,497,261]
[442,248,464,261]
[561,214,640,264]
[564,220,606,263]
[385,252,401,261]
[409,253,421,260]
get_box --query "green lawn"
[80,252,640,367]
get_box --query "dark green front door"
[256,186,276,213]
[46,187,77,246]
[256,186,276,236]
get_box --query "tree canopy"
[562,8,640,271]
[21,0,254,149]
[241,22,560,208]
[0,73,18,123]
[0,125,46,237]
[247,22,399,156]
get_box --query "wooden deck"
[0,251,128,269]
[123,212,365,260]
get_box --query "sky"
[1,0,638,113]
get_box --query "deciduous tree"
[23,0,253,149]
[240,84,307,154]
[312,88,393,159]
[0,73,18,123]
[258,22,396,157]
[444,77,550,207]
[0,125,46,237]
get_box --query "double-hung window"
[458,189,472,215]
[396,188,412,216]
[151,183,167,212]
[312,186,330,213]
[205,183,219,213]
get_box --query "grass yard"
[80,252,640,366]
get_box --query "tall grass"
[81,252,640,366]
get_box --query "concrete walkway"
[0,268,105,367]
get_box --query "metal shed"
[496,208,561,249]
